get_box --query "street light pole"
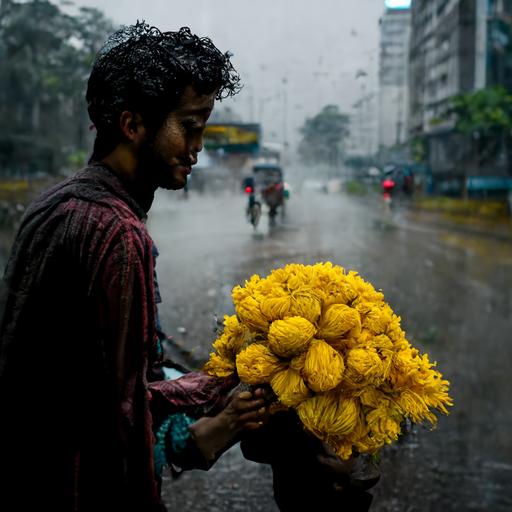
[282,76,288,165]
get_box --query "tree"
[438,86,512,196]
[449,86,512,169]
[0,0,115,176]
[298,105,350,169]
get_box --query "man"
[0,23,265,512]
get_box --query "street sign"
[204,123,261,154]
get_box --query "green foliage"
[446,86,512,167]
[450,86,512,136]
[298,105,350,167]
[344,179,367,195]
[0,0,115,174]
[410,136,426,164]
[415,197,509,219]
[67,149,87,169]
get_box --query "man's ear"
[119,111,146,143]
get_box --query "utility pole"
[282,76,288,165]
[475,0,488,89]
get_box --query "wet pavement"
[1,186,511,511]
[148,188,512,512]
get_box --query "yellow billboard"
[204,123,261,154]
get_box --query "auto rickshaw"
[252,163,285,223]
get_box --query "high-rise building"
[409,0,512,132]
[408,0,482,136]
[486,0,512,90]
[378,3,411,148]
[408,0,512,193]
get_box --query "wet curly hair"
[86,21,241,160]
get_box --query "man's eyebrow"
[181,106,213,116]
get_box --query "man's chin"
[160,175,187,191]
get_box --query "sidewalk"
[402,206,512,243]
[354,192,512,243]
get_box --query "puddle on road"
[440,232,512,261]
[438,232,512,283]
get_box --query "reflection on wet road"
[148,189,512,512]
[1,188,510,511]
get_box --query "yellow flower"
[283,263,317,292]
[366,402,402,445]
[260,295,292,321]
[412,371,453,418]
[354,437,382,455]
[389,347,421,387]
[358,388,384,408]
[345,348,384,387]
[386,314,404,342]
[372,334,394,351]
[303,339,345,392]
[211,334,232,360]
[333,439,354,460]
[211,315,249,361]
[271,367,312,407]
[289,293,322,324]
[236,296,269,332]
[269,267,289,284]
[290,351,307,372]
[232,274,261,306]
[203,353,235,378]
[396,389,429,423]
[267,316,316,357]
[317,304,361,341]
[227,263,452,457]
[236,343,285,385]
[361,304,394,335]
[223,314,245,339]
[297,392,359,439]
[322,281,359,308]
[345,271,384,303]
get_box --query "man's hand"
[318,445,381,492]
[189,387,269,461]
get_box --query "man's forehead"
[176,86,216,115]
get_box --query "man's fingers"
[252,387,267,399]
[233,396,265,412]
[238,386,274,403]
[237,410,268,424]
[243,421,265,431]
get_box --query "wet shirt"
[0,164,163,511]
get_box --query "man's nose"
[189,139,203,165]
[194,137,204,154]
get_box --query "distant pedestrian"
[382,177,395,207]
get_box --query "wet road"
[148,188,512,512]
[0,186,510,511]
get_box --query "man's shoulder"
[36,167,145,224]
[22,167,151,248]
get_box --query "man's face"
[140,85,215,190]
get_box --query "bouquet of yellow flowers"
[204,262,452,460]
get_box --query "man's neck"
[100,150,156,213]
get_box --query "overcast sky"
[65,0,386,148]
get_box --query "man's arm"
[93,225,156,439]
